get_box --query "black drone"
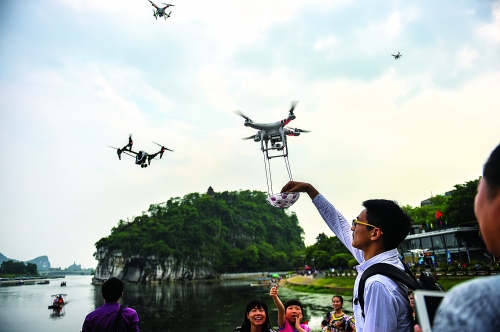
[147,0,174,20]
[392,51,403,60]
[109,135,173,168]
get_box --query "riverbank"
[282,274,477,295]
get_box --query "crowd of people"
[80,142,500,332]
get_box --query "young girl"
[326,295,354,332]
[233,299,276,332]
[269,286,307,332]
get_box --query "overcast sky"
[1,0,499,269]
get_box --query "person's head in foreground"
[284,299,304,324]
[352,199,412,252]
[475,143,500,255]
[240,299,273,332]
[101,277,124,303]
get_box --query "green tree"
[445,179,479,227]
[303,233,355,270]
[0,260,38,276]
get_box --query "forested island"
[94,188,306,283]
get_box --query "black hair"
[239,299,272,332]
[321,319,329,327]
[483,143,500,199]
[284,299,304,314]
[362,199,412,251]
[101,277,124,302]
[332,295,344,305]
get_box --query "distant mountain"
[0,252,51,270]
[0,252,10,263]
[28,256,51,270]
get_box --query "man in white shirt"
[281,182,413,332]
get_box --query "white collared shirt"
[313,194,412,332]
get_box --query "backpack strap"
[357,263,420,318]
[112,305,125,332]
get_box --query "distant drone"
[392,51,403,60]
[147,0,174,20]
[235,101,310,160]
[108,135,173,168]
[236,102,310,208]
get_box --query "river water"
[0,275,354,332]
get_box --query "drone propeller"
[234,110,253,123]
[152,141,173,152]
[289,101,299,115]
[241,135,256,140]
[285,127,311,133]
[162,3,174,5]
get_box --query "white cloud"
[456,46,478,69]
[314,36,338,51]
[477,1,500,42]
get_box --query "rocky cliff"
[93,248,217,283]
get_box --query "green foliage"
[0,260,38,276]
[402,195,449,228]
[304,233,355,270]
[401,178,479,229]
[446,179,479,227]
[94,190,305,273]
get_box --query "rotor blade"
[285,127,311,133]
[152,142,173,151]
[241,135,255,140]
[108,146,119,150]
[289,100,299,114]
[234,110,252,123]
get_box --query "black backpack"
[357,263,443,318]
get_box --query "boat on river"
[37,280,50,285]
[48,294,67,309]
[250,277,272,287]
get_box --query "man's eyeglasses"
[352,219,383,234]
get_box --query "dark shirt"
[82,302,140,332]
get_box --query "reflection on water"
[49,307,65,319]
[0,276,353,332]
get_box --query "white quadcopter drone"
[235,101,310,208]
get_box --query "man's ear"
[370,228,383,241]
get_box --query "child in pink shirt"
[270,286,307,332]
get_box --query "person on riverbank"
[233,299,275,332]
[82,277,140,332]
[280,181,413,332]
[415,143,500,332]
[326,295,354,332]
[269,286,307,332]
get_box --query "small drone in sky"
[235,101,310,208]
[109,135,173,168]
[147,0,174,20]
[392,51,403,60]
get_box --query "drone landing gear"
[262,150,300,208]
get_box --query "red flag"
[435,211,443,219]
